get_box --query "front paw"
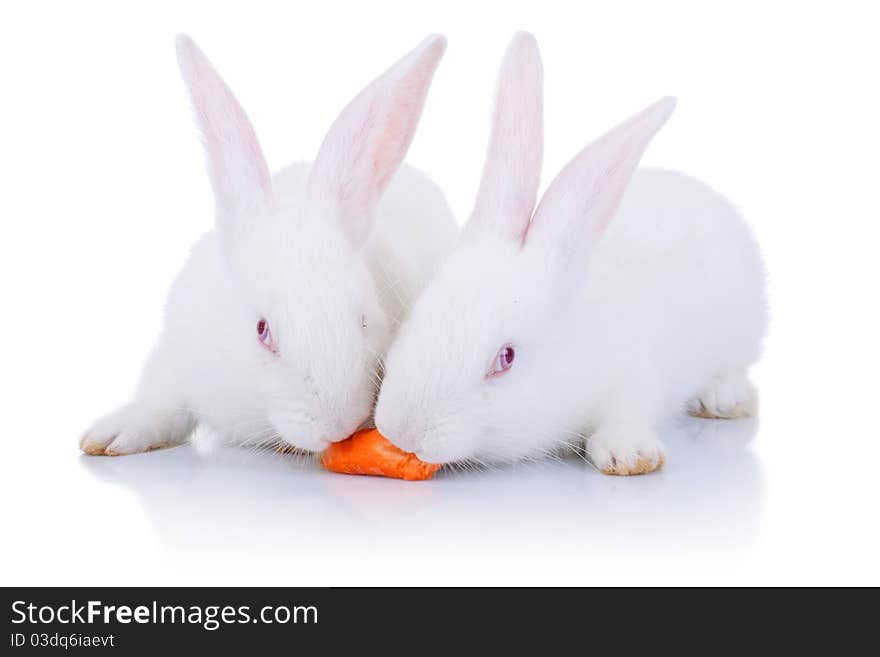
[81,431,177,456]
[80,405,181,456]
[587,427,666,476]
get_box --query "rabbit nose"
[325,415,363,444]
[333,412,370,442]
[378,417,420,453]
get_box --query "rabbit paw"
[80,404,188,456]
[587,426,666,476]
[689,373,757,419]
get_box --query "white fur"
[81,35,456,456]
[374,33,767,473]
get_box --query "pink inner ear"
[176,35,271,213]
[307,35,446,246]
[526,96,676,252]
[370,72,431,194]
[468,32,544,243]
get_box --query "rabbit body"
[579,167,764,417]
[85,163,453,455]
[376,167,765,471]
[81,35,455,456]
[555,167,765,468]
[374,34,766,475]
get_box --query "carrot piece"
[321,428,441,481]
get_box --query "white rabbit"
[81,34,456,456]
[374,33,766,475]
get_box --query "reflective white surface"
[0,415,769,585]
[5,376,878,585]
[83,416,762,562]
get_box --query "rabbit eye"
[361,314,367,330]
[257,318,276,352]
[488,344,515,377]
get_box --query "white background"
[1,1,878,585]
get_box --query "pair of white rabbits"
[81,32,766,476]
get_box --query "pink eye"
[257,318,275,352]
[488,344,515,377]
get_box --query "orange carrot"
[321,428,441,481]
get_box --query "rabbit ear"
[525,97,676,261]
[176,35,271,223]
[464,32,543,242]
[307,35,447,247]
